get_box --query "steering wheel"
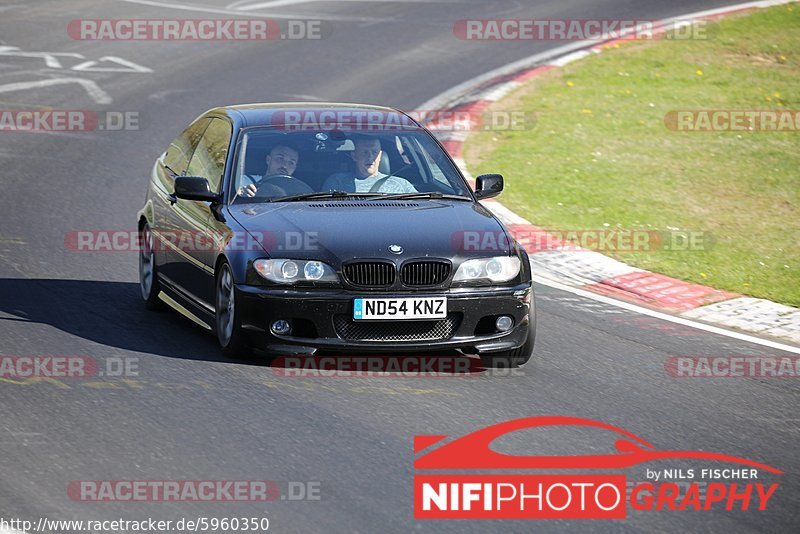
[253,174,314,197]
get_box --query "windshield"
[230,125,472,203]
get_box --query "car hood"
[228,200,511,264]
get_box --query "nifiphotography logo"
[413,416,782,520]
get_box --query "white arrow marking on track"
[71,56,153,73]
[0,78,112,104]
[0,47,85,69]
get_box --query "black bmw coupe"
[137,103,534,367]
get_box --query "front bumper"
[237,283,533,355]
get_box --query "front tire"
[139,223,163,310]
[215,261,250,358]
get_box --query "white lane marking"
[0,78,112,104]
[72,56,153,73]
[535,274,800,355]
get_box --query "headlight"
[453,256,520,283]
[304,261,325,280]
[254,259,338,284]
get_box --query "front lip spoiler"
[255,341,524,357]
[245,323,530,356]
[259,339,523,354]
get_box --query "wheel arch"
[137,199,156,236]
[218,249,261,285]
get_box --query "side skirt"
[158,291,213,331]
[156,274,215,331]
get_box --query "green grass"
[465,4,800,306]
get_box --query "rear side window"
[186,118,232,192]
[163,118,211,176]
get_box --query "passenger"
[322,135,416,193]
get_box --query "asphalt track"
[1,0,798,532]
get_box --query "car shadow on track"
[0,278,259,366]
[0,278,498,375]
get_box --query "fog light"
[495,315,514,332]
[271,319,291,335]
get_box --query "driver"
[322,135,416,194]
[237,144,299,197]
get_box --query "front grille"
[401,261,451,286]
[343,262,396,287]
[333,314,460,342]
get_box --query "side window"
[186,118,232,192]
[408,136,466,194]
[163,118,211,176]
[426,155,449,186]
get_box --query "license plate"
[353,297,447,320]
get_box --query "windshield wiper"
[270,191,386,202]
[370,191,472,201]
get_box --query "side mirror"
[474,174,504,200]
[173,176,220,203]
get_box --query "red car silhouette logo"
[414,416,783,473]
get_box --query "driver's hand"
[238,184,257,197]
